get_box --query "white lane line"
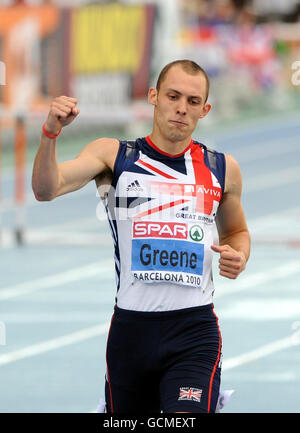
[0,229,113,248]
[0,312,111,324]
[0,319,299,373]
[0,181,97,212]
[0,259,114,301]
[1,155,299,215]
[247,205,300,230]
[215,259,300,299]
[234,136,299,164]
[209,111,300,142]
[31,205,300,234]
[23,230,112,246]
[223,332,300,371]
[246,205,300,244]
[244,165,300,193]
[89,330,300,412]
[3,203,300,249]
[218,298,300,321]
[1,256,299,302]
[0,189,83,212]
[30,216,106,232]
[0,322,110,367]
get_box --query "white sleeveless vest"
[104,136,226,312]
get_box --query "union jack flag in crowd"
[178,387,202,402]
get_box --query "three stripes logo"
[126,180,143,192]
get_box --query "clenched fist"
[44,96,80,136]
[211,244,246,279]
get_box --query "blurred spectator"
[179,0,300,24]
[180,0,236,26]
[253,0,299,16]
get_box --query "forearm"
[219,229,251,264]
[32,134,60,201]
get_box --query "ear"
[148,87,158,106]
[199,102,211,119]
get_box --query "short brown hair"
[156,59,210,102]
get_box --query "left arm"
[211,154,251,279]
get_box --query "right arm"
[32,96,119,201]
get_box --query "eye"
[168,94,177,100]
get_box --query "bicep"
[216,191,248,242]
[216,155,248,240]
[56,153,106,197]
[56,137,118,198]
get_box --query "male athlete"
[32,60,250,413]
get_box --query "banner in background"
[0,4,61,111]
[70,3,156,103]
[0,2,156,113]
[72,4,144,74]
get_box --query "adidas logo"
[126,180,143,192]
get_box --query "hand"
[211,244,246,279]
[44,96,80,135]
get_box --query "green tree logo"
[189,225,204,242]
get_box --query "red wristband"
[42,122,62,139]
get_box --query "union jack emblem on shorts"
[178,387,202,403]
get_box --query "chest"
[116,148,222,220]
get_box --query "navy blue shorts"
[105,303,222,413]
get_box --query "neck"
[149,130,192,156]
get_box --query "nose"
[176,100,187,116]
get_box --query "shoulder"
[82,137,120,154]
[78,137,120,171]
[224,154,242,195]
[198,143,226,193]
[225,153,241,173]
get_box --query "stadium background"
[0,0,300,413]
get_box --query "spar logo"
[133,222,205,242]
[133,222,188,239]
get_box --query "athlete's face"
[148,66,211,143]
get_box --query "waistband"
[113,303,214,321]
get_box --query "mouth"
[169,120,188,127]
